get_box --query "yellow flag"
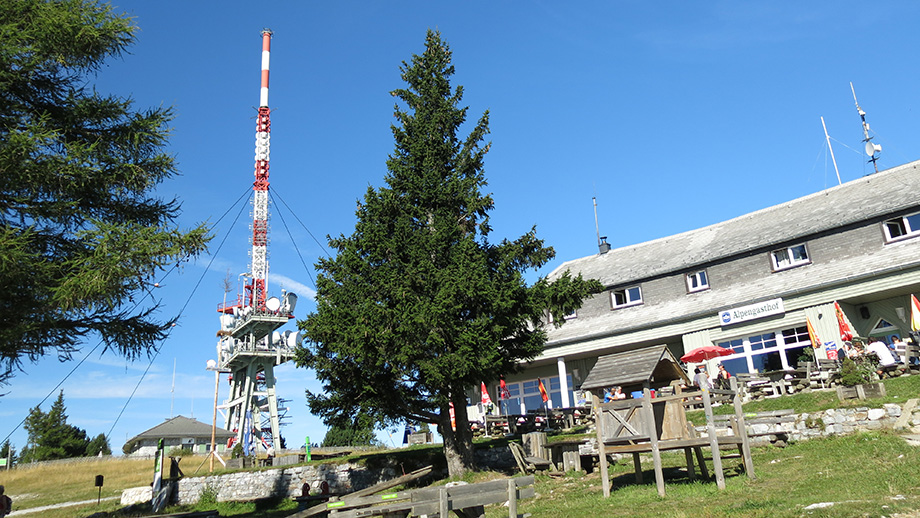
[911,294,920,332]
[806,317,822,349]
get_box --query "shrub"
[839,357,874,387]
[168,447,193,457]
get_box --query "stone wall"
[122,400,920,507]
[122,445,514,506]
[694,398,920,446]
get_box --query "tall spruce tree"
[20,391,90,462]
[297,30,601,476]
[0,0,210,383]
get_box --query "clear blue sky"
[4,1,920,454]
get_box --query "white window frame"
[883,212,920,242]
[546,309,577,324]
[611,286,642,308]
[716,325,811,373]
[686,270,709,292]
[771,244,810,271]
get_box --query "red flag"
[480,382,493,406]
[499,379,510,400]
[538,378,549,403]
[834,301,854,341]
[806,317,822,349]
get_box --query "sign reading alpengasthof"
[719,298,784,327]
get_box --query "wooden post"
[701,385,725,489]
[439,487,448,517]
[593,393,611,498]
[684,448,696,480]
[507,478,517,518]
[644,386,665,497]
[732,384,756,479]
[631,453,643,483]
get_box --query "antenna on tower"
[820,116,842,185]
[593,197,610,254]
[850,82,881,173]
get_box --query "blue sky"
[4,1,920,454]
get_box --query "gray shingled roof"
[581,345,689,391]
[550,160,920,287]
[128,415,234,442]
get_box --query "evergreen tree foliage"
[321,414,378,448]
[20,391,90,462]
[86,433,111,456]
[0,0,211,383]
[0,440,16,465]
[297,30,602,476]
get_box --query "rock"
[121,486,151,506]
[867,408,886,421]
[884,404,902,418]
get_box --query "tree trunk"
[438,390,475,478]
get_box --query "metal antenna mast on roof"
[850,82,881,173]
[593,197,610,254]
[820,116,842,185]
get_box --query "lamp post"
[207,359,219,472]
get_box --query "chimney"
[598,236,611,254]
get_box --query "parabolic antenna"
[865,141,882,156]
[265,296,281,312]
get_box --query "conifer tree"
[20,391,89,462]
[297,30,601,476]
[0,0,210,383]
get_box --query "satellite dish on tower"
[265,296,281,312]
[865,141,882,157]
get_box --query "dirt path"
[9,495,120,516]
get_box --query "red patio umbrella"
[680,345,732,363]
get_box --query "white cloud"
[268,273,316,300]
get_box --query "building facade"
[496,160,920,412]
[125,415,235,457]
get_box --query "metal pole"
[210,369,219,472]
[821,116,841,185]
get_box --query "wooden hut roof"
[581,345,689,391]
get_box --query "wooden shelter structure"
[581,345,690,397]
[582,346,756,497]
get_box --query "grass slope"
[3,379,918,517]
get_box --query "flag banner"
[834,301,854,341]
[911,294,920,332]
[807,317,822,349]
[538,378,549,402]
[499,379,510,400]
[480,381,493,406]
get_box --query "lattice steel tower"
[214,29,298,454]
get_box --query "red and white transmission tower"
[249,28,272,309]
[212,29,299,457]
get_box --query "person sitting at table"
[612,386,626,400]
[693,366,712,390]
[866,338,897,376]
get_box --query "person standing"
[0,485,11,516]
[716,364,731,389]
